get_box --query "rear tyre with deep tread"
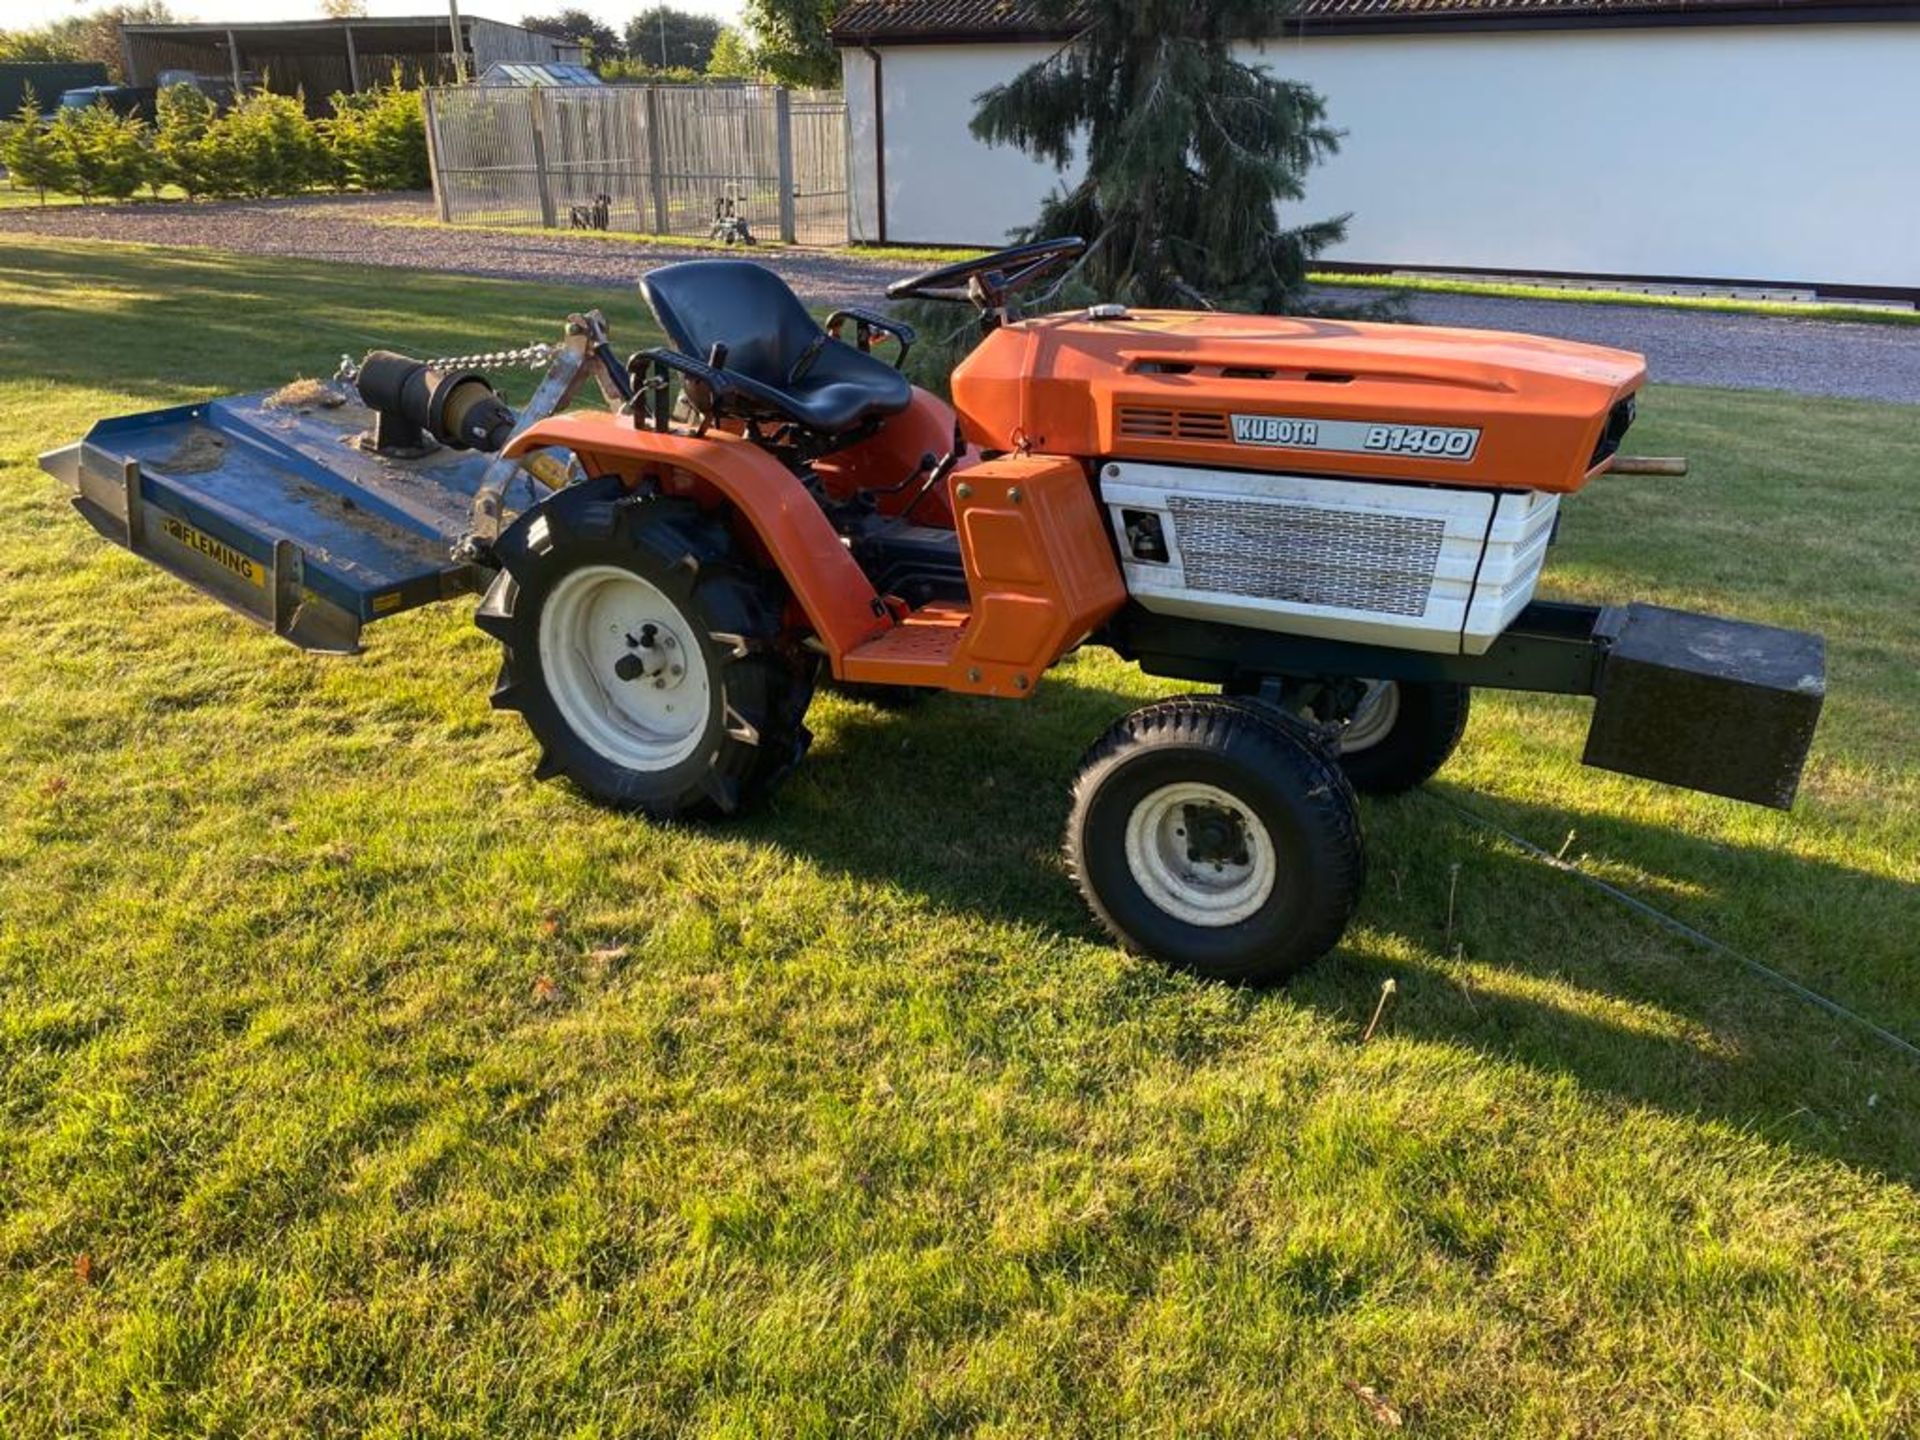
[478,476,814,818]
[1066,696,1366,985]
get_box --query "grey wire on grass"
[1433,795,1920,1065]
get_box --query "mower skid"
[38,391,501,654]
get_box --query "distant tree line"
[0,1,845,94]
[0,3,175,84]
[0,78,428,204]
[519,1,841,88]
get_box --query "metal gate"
[425,84,849,246]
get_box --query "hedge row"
[0,80,429,202]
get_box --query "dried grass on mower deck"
[0,237,1915,1437]
[264,377,344,411]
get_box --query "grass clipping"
[266,378,345,411]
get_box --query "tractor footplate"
[38,390,503,653]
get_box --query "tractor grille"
[1117,406,1231,442]
[1588,394,1638,469]
[1165,495,1445,616]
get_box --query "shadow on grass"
[740,672,1920,1185]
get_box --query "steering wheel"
[885,237,1087,314]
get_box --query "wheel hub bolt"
[1183,803,1248,867]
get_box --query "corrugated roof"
[478,61,604,87]
[830,0,1916,41]
[832,2,1076,41]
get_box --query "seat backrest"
[638,260,820,391]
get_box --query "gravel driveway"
[1318,286,1920,406]
[0,193,916,310]
[4,194,1914,403]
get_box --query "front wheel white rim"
[1338,680,1400,754]
[538,564,711,770]
[1123,781,1278,927]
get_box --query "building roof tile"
[830,0,1914,41]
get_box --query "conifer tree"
[972,0,1346,314]
[0,90,74,202]
[51,102,149,202]
[154,82,218,199]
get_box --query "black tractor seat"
[638,260,912,437]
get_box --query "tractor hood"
[950,309,1647,493]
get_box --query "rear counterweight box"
[1584,603,1825,809]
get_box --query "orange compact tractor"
[41,240,1825,982]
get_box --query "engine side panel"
[1101,460,1558,657]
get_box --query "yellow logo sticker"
[158,515,266,588]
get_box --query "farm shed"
[0,61,109,116]
[831,0,1920,298]
[121,17,585,116]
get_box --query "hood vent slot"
[1117,406,1230,441]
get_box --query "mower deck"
[39,390,494,653]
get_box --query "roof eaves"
[828,0,1920,43]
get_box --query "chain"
[333,340,557,387]
[421,341,558,373]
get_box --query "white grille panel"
[1103,461,1553,655]
[1164,495,1444,617]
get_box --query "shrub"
[0,89,75,201]
[153,82,237,199]
[8,77,440,204]
[51,102,150,201]
[220,89,326,198]
[597,58,707,84]
[325,80,428,192]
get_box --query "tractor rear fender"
[810,385,970,526]
[503,413,890,662]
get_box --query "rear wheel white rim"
[1123,781,1277,927]
[538,564,710,770]
[1338,680,1400,754]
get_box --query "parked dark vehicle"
[155,69,244,113]
[56,86,158,123]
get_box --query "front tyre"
[1066,696,1365,985]
[1333,680,1471,795]
[478,478,814,818]
[1222,677,1471,795]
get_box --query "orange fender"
[504,413,888,661]
[810,385,970,527]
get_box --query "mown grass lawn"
[0,186,190,211]
[0,235,1916,1437]
[1307,270,1920,329]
